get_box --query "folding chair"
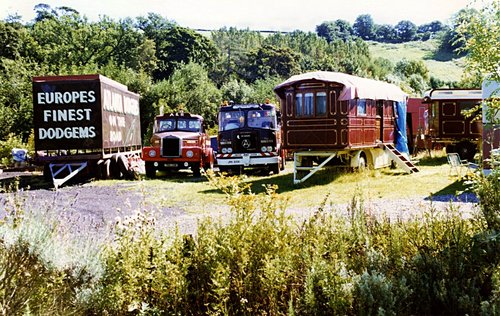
[447,153,476,177]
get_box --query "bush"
[2,173,498,315]
[0,192,101,315]
[0,133,26,167]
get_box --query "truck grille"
[161,137,181,157]
[235,133,257,153]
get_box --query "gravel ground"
[0,170,482,240]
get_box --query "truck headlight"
[148,149,157,157]
[261,146,267,152]
[222,148,228,154]
[267,146,273,152]
[227,147,233,154]
[186,150,194,158]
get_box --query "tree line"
[0,3,487,147]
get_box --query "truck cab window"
[219,111,244,131]
[187,119,202,132]
[158,119,175,132]
[248,110,276,129]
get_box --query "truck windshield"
[219,110,245,131]
[157,118,176,132]
[178,119,202,132]
[247,110,277,129]
[157,118,202,133]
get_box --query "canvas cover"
[274,71,408,102]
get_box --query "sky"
[0,0,489,32]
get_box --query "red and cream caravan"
[274,71,418,183]
[422,88,482,161]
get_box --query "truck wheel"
[456,141,476,161]
[280,151,286,171]
[270,163,280,175]
[117,155,133,179]
[101,159,112,179]
[43,164,52,182]
[191,164,201,177]
[96,160,105,179]
[110,155,122,179]
[145,162,156,178]
[203,159,214,171]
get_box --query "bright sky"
[0,0,489,32]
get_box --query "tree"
[375,24,396,43]
[243,44,300,82]
[149,26,218,80]
[353,14,375,40]
[0,21,21,59]
[316,21,336,42]
[436,9,477,58]
[394,20,417,43]
[394,58,429,81]
[316,20,353,42]
[148,63,221,127]
[209,27,263,85]
[417,21,443,40]
[457,2,499,88]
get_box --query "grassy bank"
[368,40,465,83]
[92,151,470,213]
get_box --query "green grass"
[91,152,470,214]
[368,39,465,83]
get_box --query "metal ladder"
[383,144,419,173]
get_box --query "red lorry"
[33,74,142,188]
[141,112,214,177]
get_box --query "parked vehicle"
[274,71,417,184]
[421,88,482,161]
[33,74,142,188]
[216,102,286,174]
[141,112,214,177]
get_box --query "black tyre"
[456,141,476,162]
[102,159,112,179]
[279,150,286,171]
[270,163,280,175]
[43,163,52,182]
[192,164,202,177]
[109,155,122,179]
[96,160,105,179]
[117,155,133,179]
[145,161,156,178]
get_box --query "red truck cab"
[141,113,214,177]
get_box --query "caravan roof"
[274,71,407,102]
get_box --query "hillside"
[368,39,466,83]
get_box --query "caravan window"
[316,92,327,116]
[295,93,303,116]
[304,93,314,116]
[357,99,367,115]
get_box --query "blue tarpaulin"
[394,101,409,155]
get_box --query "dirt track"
[0,169,481,240]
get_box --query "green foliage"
[143,63,221,128]
[243,44,301,82]
[0,133,29,167]
[0,172,498,315]
[0,195,102,315]
[353,14,376,40]
[220,79,253,104]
